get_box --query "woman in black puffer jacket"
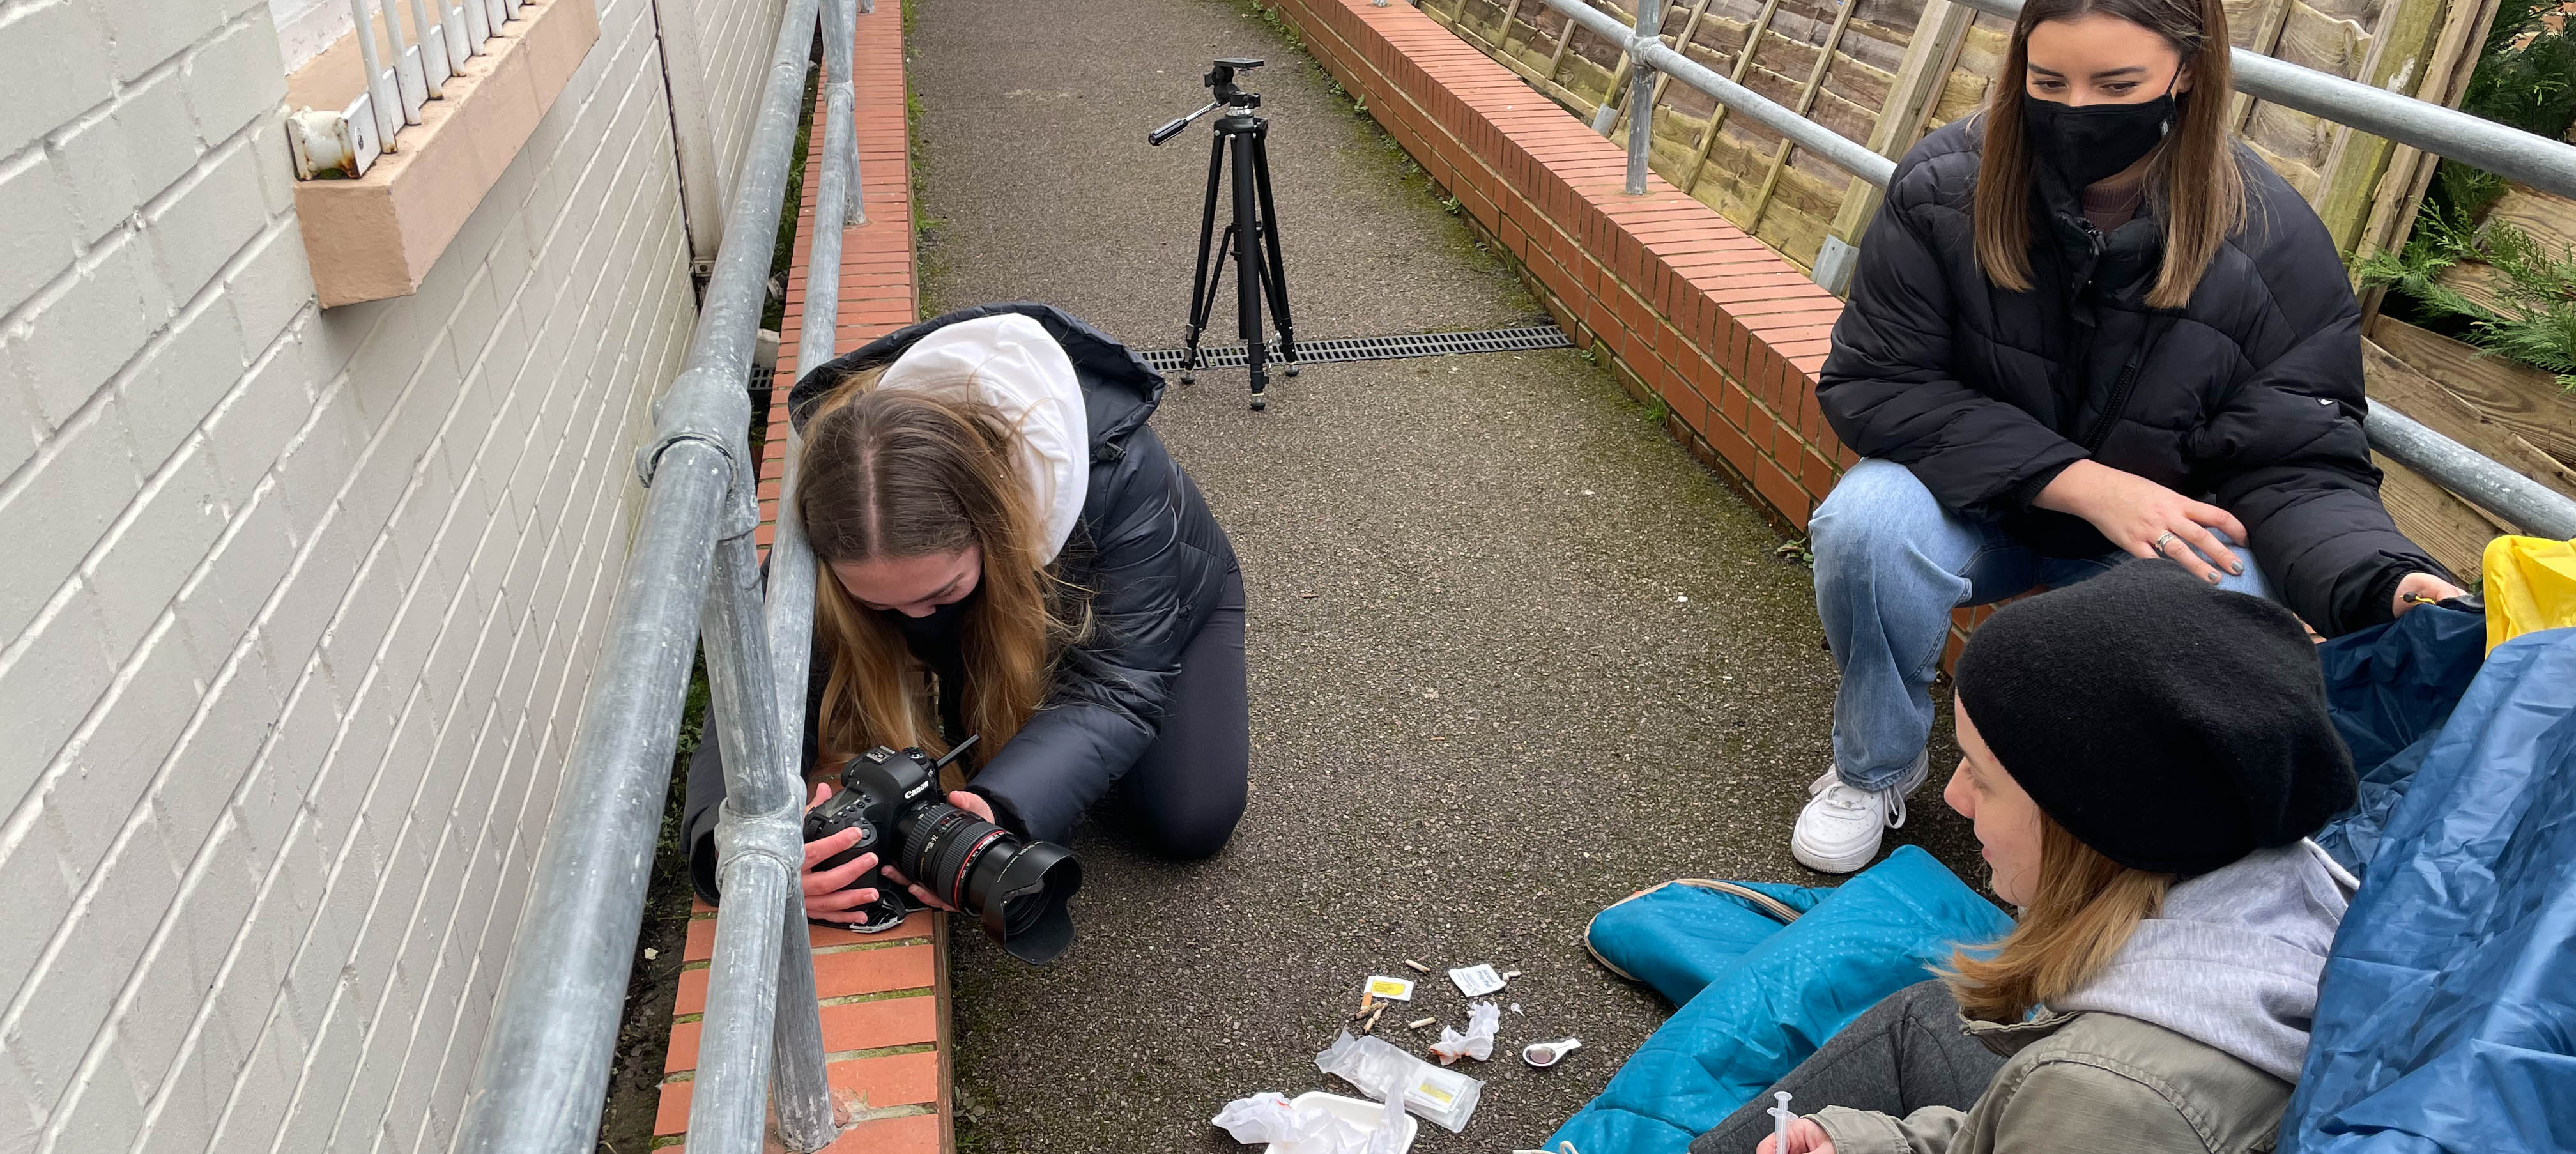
[682,304,1246,925]
[1786,0,2458,877]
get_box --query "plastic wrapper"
[1209,1091,1411,1152]
[1429,1001,1501,1065]
[1316,1029,1483,1133]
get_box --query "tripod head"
[1147,57,1267,146]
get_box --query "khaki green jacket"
[1812,1010,2292,1154]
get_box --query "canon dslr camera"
[804,737,1082,964]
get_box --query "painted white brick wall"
[654,0,792,260]
[0,0,778,1148]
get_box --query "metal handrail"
[1534,0,2576,541]
[447,0,862,1150]
[1546,0,1894,192]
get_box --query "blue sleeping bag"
[1544,846,2011,1154]
[2286,623,2576,1153]
[2311,603,2487,873]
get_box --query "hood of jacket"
[787,302,1165,454]
[2048,838,2359,1082]
[784,303,1168,564]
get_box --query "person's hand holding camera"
[802,781,880,919]
[1756,1118,1834,1154]
[2037,459,2249,584]
[876,790,999,914]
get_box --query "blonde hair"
[796,364,1089,780]
[1943,813,2175,1022]
[1972,0,2248,309]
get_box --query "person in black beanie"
[1953,555,2358,876]
[1703,557,2365,1154]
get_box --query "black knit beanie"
[1952,558,2357,876]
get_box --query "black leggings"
[1105,566,1249,859]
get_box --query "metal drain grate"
[1132,324,1573,374]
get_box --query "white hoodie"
[873,313,1090,563]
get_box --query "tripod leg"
[1181,132,1226,383]
[1248,124,1300,377]
[1199,226,1237,341]
[1229,128,1268,410]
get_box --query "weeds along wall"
[0,0,781,1150]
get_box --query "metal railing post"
[829,0,866,226]
[681,0,839,1147]
[445,0,825,1150]
[756,0,868,1144]
[691,530,804,1154]
[1625,0,1662,195]
[1540,0,1896,187]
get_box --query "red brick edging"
[655,4,951,1151]
[1264,0,2004,655]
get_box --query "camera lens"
[894,803,1083,964]
[903,806,1004,909]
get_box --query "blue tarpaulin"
[2287,622,2576,1153]
[1543,846,2011,1154]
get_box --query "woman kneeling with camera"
[682,304,1248,926]
[1703,558,2359,1154]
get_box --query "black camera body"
[804,742,1082,964]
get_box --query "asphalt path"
[905,1,1991,1149]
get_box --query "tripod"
[1149,58,1300,410]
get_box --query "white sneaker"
[1791,753,1931,874]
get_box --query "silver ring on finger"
[2152,531,2181,555]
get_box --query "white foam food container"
[1263,1091,1420,1154]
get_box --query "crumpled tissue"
[1429,1001,1501,1065]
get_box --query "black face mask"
[2022,81,2178,190]
[885,594,972,648]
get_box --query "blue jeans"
[1810,459,2276,790]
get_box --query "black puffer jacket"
[684,304,1236,902]
[1818,118,2442,635]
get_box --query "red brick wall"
[1266,0,1854,530]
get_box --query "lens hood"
[985,840,1082,964]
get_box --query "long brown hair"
[1972,0,2246,309]
[1943,813,2175,1022]
[797,364,1085,778]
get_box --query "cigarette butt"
[1403,959,1430,973]
[1363,1006,1385,1033]
[1501,971,1522,980]
[1408,1017,1436,1029]
[1361,992,1376,1013]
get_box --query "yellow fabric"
[2482,536,2576,652]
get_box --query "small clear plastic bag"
[1315,1029,1483,1133]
